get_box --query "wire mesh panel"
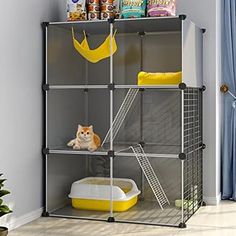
[183,88,203,223]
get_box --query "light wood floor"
[9,201,236,236]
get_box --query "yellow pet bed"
[138,71,182,85]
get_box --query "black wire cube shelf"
[43,17,204,228]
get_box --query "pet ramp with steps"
[130,144,170,210]
[102,88,139,146]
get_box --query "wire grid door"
[183,88,203,222]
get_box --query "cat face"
[77,125,94,142]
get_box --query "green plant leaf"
[0,210,12,217]
[0,179,6,186]
[0,174,12,217]
[0,205,11,213]
[0,190,10,197]
[0,212,6,217]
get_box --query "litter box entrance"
[82,178,132,193]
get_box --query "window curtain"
[222,0,236,200]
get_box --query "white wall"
[177,0,221,205]
[0,0,65,229]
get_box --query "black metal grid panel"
[183,88,203,222]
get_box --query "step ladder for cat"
[102,88,139,146]
[130,144,170,210]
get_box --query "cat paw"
[88,147,96,152]
[73,145,81,150]
[67,139,75,147]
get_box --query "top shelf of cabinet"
[48,17,181,35]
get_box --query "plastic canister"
[67,0,87,21]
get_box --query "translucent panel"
[46,154,86,213]
[47,89,109,149]
[48,26,109,85]
[113,33,181,85]
[142,33,181,73]
[47,26,86,85]
[47,21,181,86]
[47,154,110,221]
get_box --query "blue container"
[121,0,147,18]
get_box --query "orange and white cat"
[67,125,101,152]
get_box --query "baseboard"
[5,208,43,231]
[203,193,221,205]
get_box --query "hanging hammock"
[72,28,117,63]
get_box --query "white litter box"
[68,177,141,212]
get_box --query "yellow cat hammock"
[72,28,181,85]
[72,28,117,63]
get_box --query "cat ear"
[78,124,82,130]
[89,125,93,131]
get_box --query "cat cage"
[42,16,205,228]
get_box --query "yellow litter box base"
[72,196,138,212]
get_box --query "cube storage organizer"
[42,16,205,228]
[69,177,141,212]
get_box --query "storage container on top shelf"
[46,17,202,87]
